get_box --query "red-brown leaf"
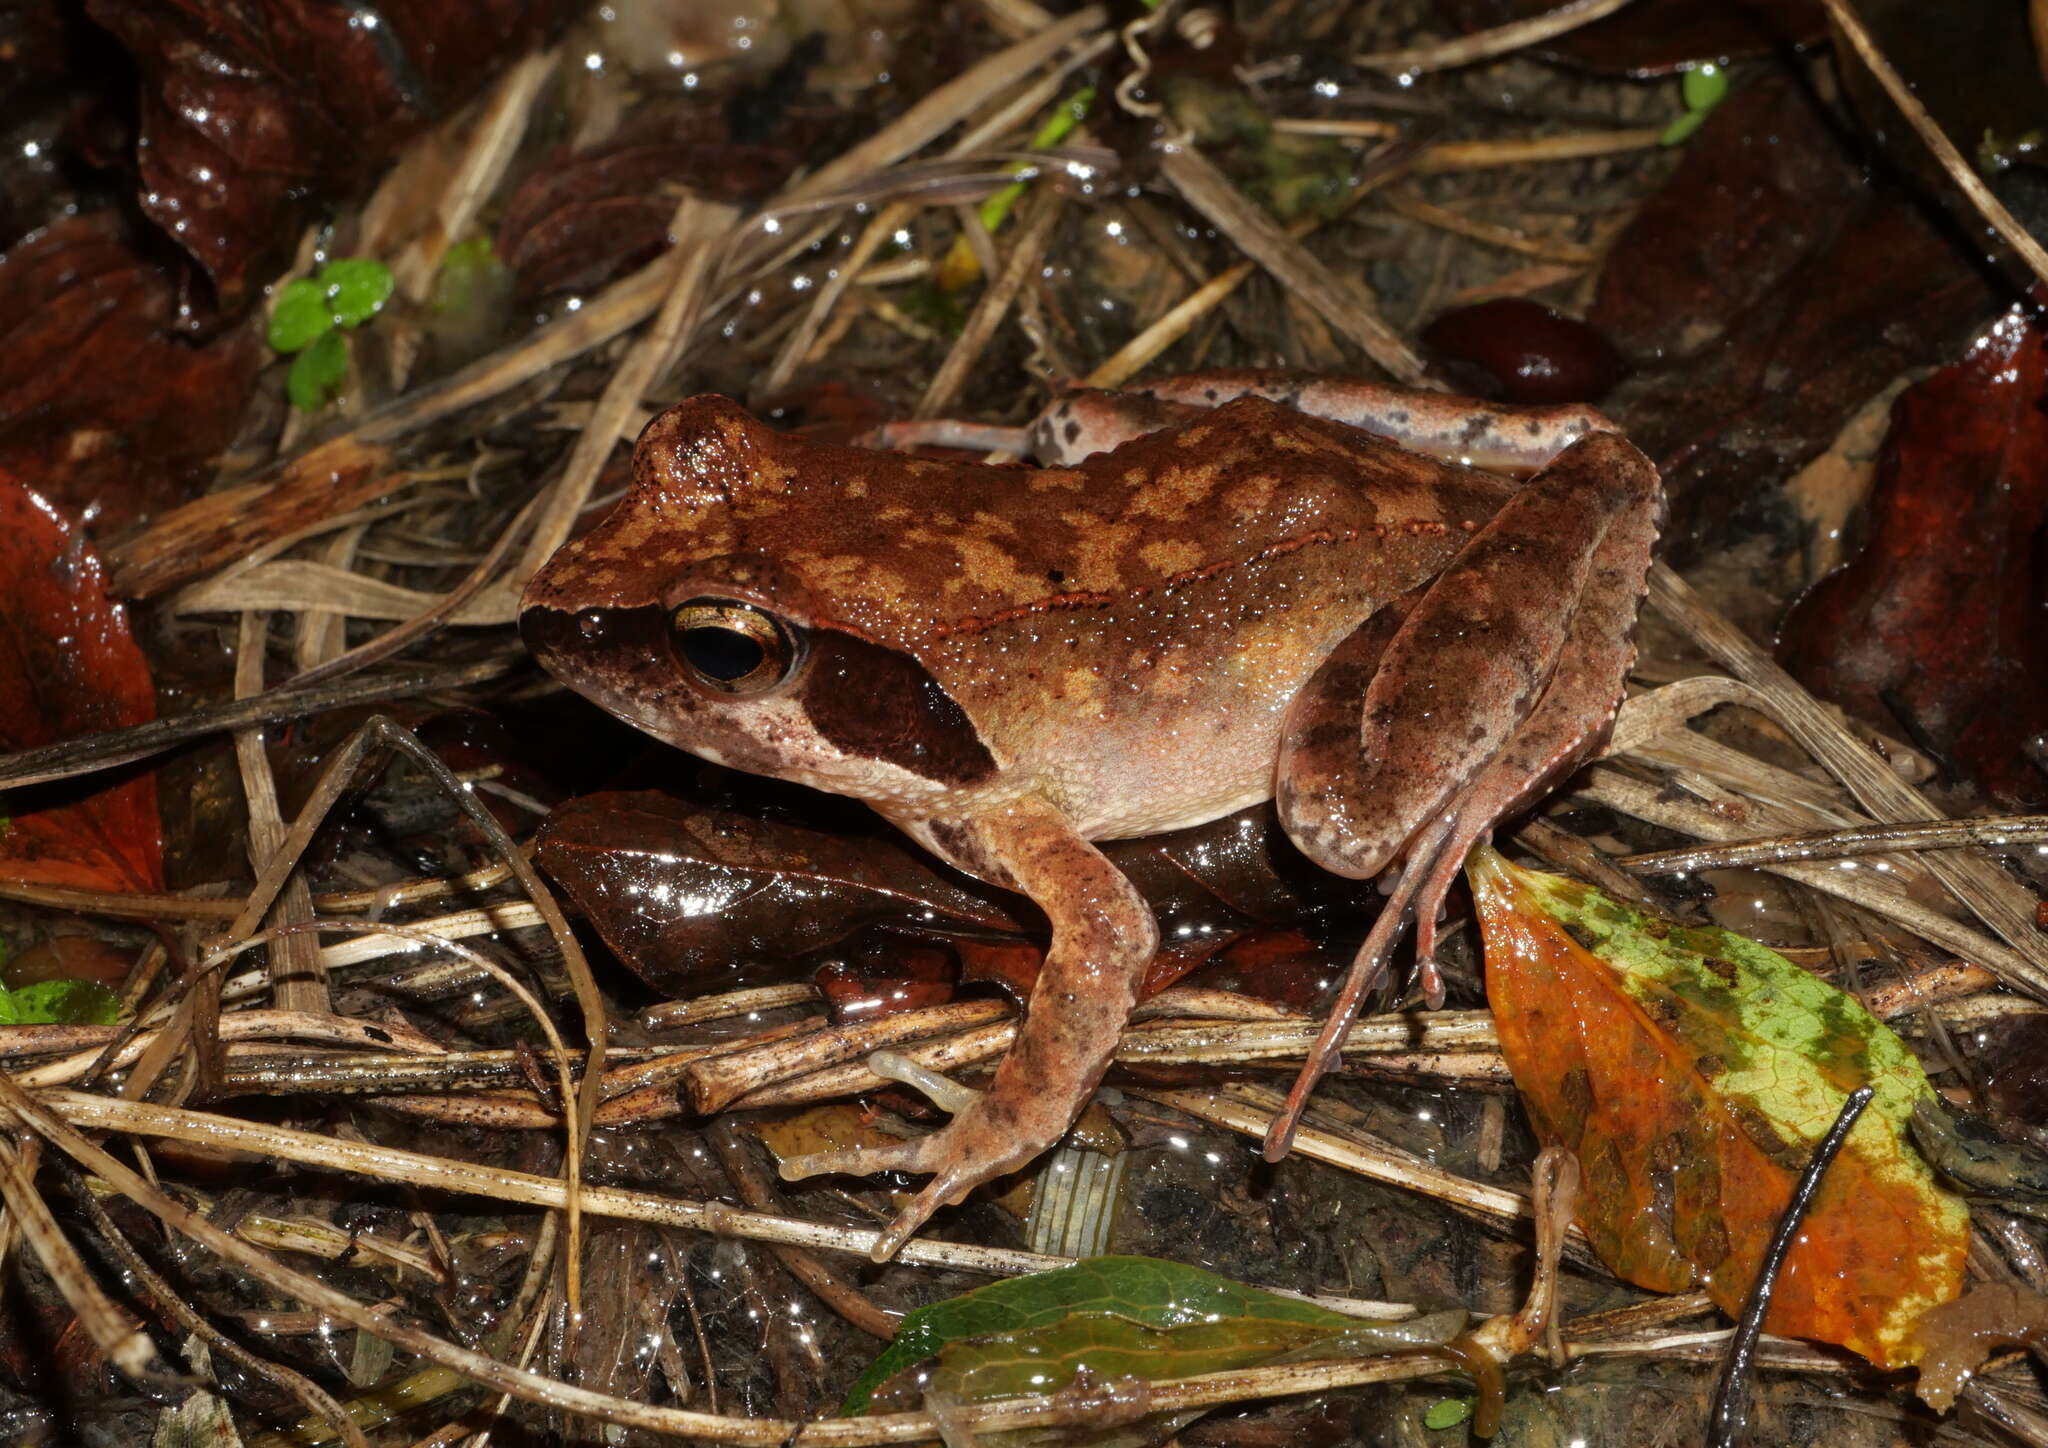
[0,471,162,892]
[86,0,585,308]
[0,212,265,531]
[1779,309,2048,808]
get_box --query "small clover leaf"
[322,257,394,328]
[268,277,335,353]
[1662,62,1729,146]
[287,329,350,412]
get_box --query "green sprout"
[1423,1397,1475,1430]
[1661,62,1729,146]
[267,256,396,411]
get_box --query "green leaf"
[1663,63,1729,146]
[268,278,334,353]
[841,1256,1454,1415]
[1681,62,1728,112]
[433,235,504,317]
[287,330,350,412]
[321,257,394,329]
[1424,1397,1473,1430]
[0,979,120,1025]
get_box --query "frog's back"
[634,394,1512,652]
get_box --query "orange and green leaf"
[1468,847,1966,1368]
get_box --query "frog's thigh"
[1275,596,1416,879]
[1278,432,1647,879]
[1141,370,1615,476]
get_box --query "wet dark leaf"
[1777,310,2048,809]
[535,790,1028,996]
[1431,0,1826,77]
[0,4,134,252]
[1837,0,2048,291]
[0,469,163,893]
[497,123,800,299]
[816,939,959,1023]
[1591,76,1997,557]
[0,212,265,530]
[1983,1014,2048,1136]
[1104,805,1359,940]
[1420,298,1622,404]
[85,0,585,309]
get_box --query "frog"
[519,369,1664,1260]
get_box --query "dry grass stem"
[234,612,328,1015]
[1270,118,1402,138]
[1383,190,1601,264]
[42,1090,1072,1279]
[1158,145,1428,382]
[1412,129,1665,172]
[916,187,1068,418]
[504,197,738,614]
[1578,765,2043,986]
[1620,815,2048,876]
[1353,0,1637,72]
[1647,564,2048,997]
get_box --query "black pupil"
[681,626,765,681]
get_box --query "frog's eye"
[669,599,799,694]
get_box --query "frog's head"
[519,397,998,810]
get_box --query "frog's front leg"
[777,794,1157,1261]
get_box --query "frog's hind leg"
[1136,370,1617,477]
[1269,430,1662,1160]
[776,795,1157,1261]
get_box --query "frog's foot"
[1263,816,1447,1161]
[779,1116,1007,1262]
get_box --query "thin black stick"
[1706,1085,1874,1448]
[0,653,520,790]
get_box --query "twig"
[0,654,520,791]
[1706,1087,1873,1448]
[1157,144,1428,382]
[1620,815,2048,877]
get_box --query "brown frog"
[520,371,1663,1259]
